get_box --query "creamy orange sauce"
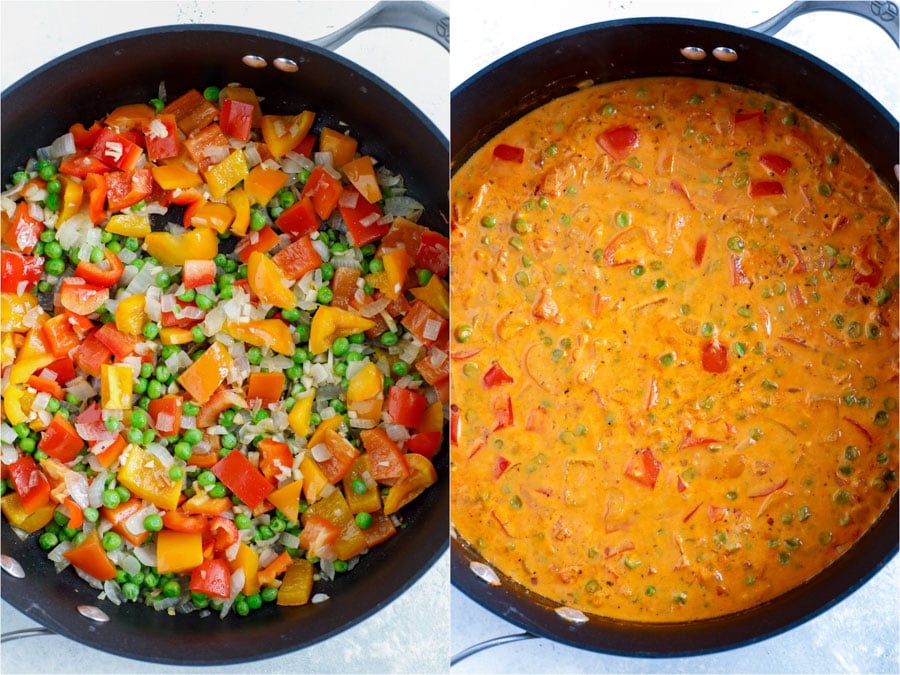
[450,77,898,622]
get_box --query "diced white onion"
[422,319,442,342]
[311,593,330,604]
[338,190,359,209]
[49,132,76,158]
[310,443,332,462]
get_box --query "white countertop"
[450,1,899,673]
[0,2,449,674]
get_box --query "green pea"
[142,322,160,340]
[317,286,334,304]
[143,514,164,531]
[332,337,350,357]
[480,215,497,229]
[782,111,797,126]
[391,361,409,377]
[726,236,744,252]
[45,258,66,276]
[380,331,398,346]
[102,531,122,551]
[162,580,181,598]
[183,428,203,446]
[631,265,645,277]
[168,465,184,481]
[615,211,631,228]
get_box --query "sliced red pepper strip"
[759,152,793,176]
[624,448,662,489]
[482,363,514,388]
[74,247,124,288]
[597,125,638,161]
[748,180,785,198]
[493,143,525,163]
[1,251,44,292]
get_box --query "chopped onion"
[422,318,443,342]
[314,151,334,167]
[358,212,381,228]
[311,593,330,604]
[384,424,410,442]
[310,443,332,462]
[49,132,76,158]
[88,471,108,508]
[47,540,73,564]
[358,297,390,318]
[384,195,424,221]
[338,189,359,209]
[133,544,158,568]
[65,471,90,509]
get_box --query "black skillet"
[451,3,899,659]
[1,3,449,666]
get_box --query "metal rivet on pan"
[242,54,268,68]
[273,57,299,73]
[555,606,589,624]
[680,46,707,61]
[469,561,501,586]
[0,554,25,579]
[77,605,110,623]
[713,47,739,62]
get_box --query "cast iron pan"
[1,17,448,666]
[451,15,899,657]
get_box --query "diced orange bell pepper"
[115,293,146,336]
[105,213,152,238]
[226,188,251,236]
[319,127,358,167]
[267,479,304,523]
[409,275,449,318]
[342,455,382,514]
[275,559,314,605]
[307,414,344,450]
[177,341,234,404]
[317,429,359,484]
[105,103,155,131]
[164,89,218,136]
[156,530,204,574]
[151,163,203,190]
[100,363,133,410]
[302,487,366,560]
[101,497,150,546]
[247,372,286,407]
[260,111,315,158]
[188,201,235,233]
[299,455,329,504]
[117,443,184,509]
[419,401,444,433]
[181,492,232,515]
[235,224,281,263]
[159,327,193,345]
[148,394,183,437]
[144,227,218,266]
[41,313,80,358]
[205,148,248,200]
[308,306,375,355]
[347,363,384,404]
[63,529,117,580]
[247,251,296,309]
[83,173,108,225]
[225,318,294,356]
[341,156,381,203]
[287,390,316,438]
[0,492,55,533]
[272,235,323,281]
[93,433,127,468]
[379,248,413,300]
[244,165,288,206]
[230,542,261,596]
[360,428,410,483]
[383,453,437,515]
[56,175,84,225]
[257,550,293,587]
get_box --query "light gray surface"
[450,1,899,673]
[0,2,449,674]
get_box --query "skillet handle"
[309,1,449,51]
[750,1,899,46]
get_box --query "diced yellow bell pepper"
[1,293,42,333]
[0,332,16,369]
[150,164,203,191]
[244,165,287,206]
[230,542,260,596]
[57,175,84,225]
[9,353,55,385]
[308,306,375,355]
[115,293,146,336]
[247,251,296,309]
[379,248,413,300]
[302,487,366,560]
[225,318,294,356]
[188,201,234,234]
[159,327,194,345]
[288,389,316,438]
[205,148,248,200]
[383,454,438,515]
[1,493,55,533]
[226,188,251,236]
[101,363,133,410]
[347,363,383,403]
[105,213,152,238]
[307,414,343,450]
[409,275,449,319]
[299,455,329,504]
[117,443,184,510]
[260,111,315,158]
[342,455,381,514]
[276,559,314,606]
[3,384,30,426]
[144,228,218,266]
[419,401,444,433]
[268,479,304,523]
[156,530,203,574]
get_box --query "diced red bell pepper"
[340,186,389,248]
[183,259,217,289]
[748,180,785,198]
[315,430,360,484]
[63,529,117,581]
[148,395,183,437]
[493,143,524,163]
[59,151,113,178]
[386,386,428,428]
[41,313,80,358]
[105,168,153,212]
[234,225,281,263]
[492,394,514,431]
[38,413,85,462]
[597,125,638,161]
[258,438,293,484]
[1,251,44,292]
[83,173,108,224]
[300,166,343,220]
[74,247,124,287]
[142,114,180,161]
[360,428,410,482]
[299,514,341,558]
[27,375,65,401]
[730,253,751,287]
[8,455,51,514]
[70,120,103,149]
[208,516,239,555]
[415,231,450,278]
[4,202,44,254]
[72,332,112,377]
[401,299,446,346]
[189,557,232,599]
[701,340,729,374]
[482,363,514,388]
[275,196,320,239]
[405,431,442,460]
[183,124,230,171]
[624,448,662,489]
[758,152,792,176]
[102,498,151,546]
[89,127,144,171]
[163,89,219,136]
[293,133,317,158]
[734,110,764,125]
[161,510,208,533]
[43,357,77,385]
[219,99,254,142]
[59,278,109,316]
[694,234,707,266]
[211,450,273,509]
[272,235,323,280]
